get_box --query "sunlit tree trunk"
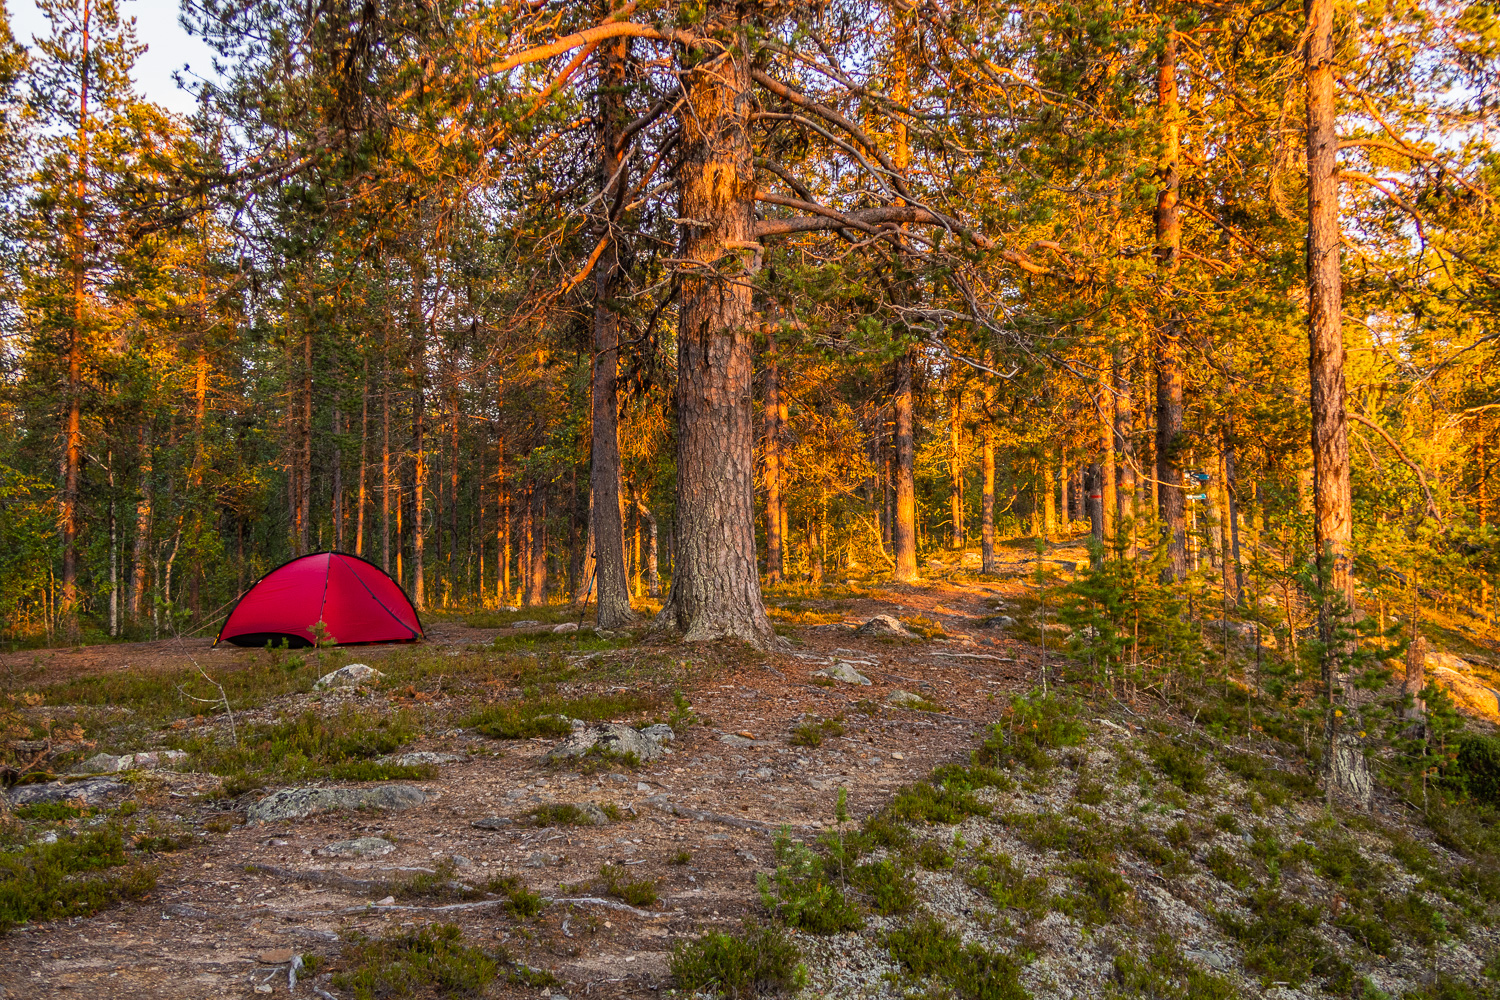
[381,364,392,574]
[356,360,368,557]
[526,477,548,605]
[1155,32,1187,581]
[654,14,776,645]
[981,383,997,573]
[948,386,964,549]
[894,351,918,583]
[588,25,633,627]
[1306,0,1366,805]
[763,329,784,584]
[298,326,313,555]
[1099,366,1116,547]
[1114,353,1136,556]
[129,422,151,621]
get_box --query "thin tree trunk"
[894,351,918,583]
[949,386,964,549]
[59,0,92,633]
[638,495,660,597]
[299,327,313,555]
[654,16,776,645]
[1155,33,1188,581]
[763,329,784,584]
[449,388,460,606]
[981,384,997,573]
[356,359,368,557]
[381,365,392,574]
[332,406,343,551]
[584,26,633,626]
[1099,365,1117,547]
[526,478,548,605]
[1114,352,1137,556]
[130,423,152,621]
[1043,452,1056,540]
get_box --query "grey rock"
[885,689,930,708]
[247,784,427,824]
[451,855,473,868]
[811,662,872,686]
[317,836,395,858]
[502,605,520,612]
[511,620,541,628]
[542,723,665,765]
[605,772,630,784]
[313,663,384,690]
[163,903,210,919]
[71,749,189,774]
[980,615,1016,629]
[524,851,559,867]
[1183,948,1231,971]
[552,622,579,634]
[471,816,513,830]
[854,614,916,639]
[639,724,675,742]
[377,751,467,767]
[35,830,58,844]
[10,776,129,807]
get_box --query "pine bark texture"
[588,29,633,627]
[654,19,776,646]
[1154,34,1188,582]
[763,330,783,584]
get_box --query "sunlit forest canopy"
[0,0,1494,655]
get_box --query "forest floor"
[2,537,1499,1000]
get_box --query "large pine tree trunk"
[763,331,784,584]
[588,27,633,627]
[1306,0,1365,806]
[1154,34,1188,581]
[654,17,776,646]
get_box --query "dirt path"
[0,545,1089,1000]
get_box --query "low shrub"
[670,922,806,998]
[885,915,1029,1000]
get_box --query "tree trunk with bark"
[526,477,548,605]
[763,330,784,584]
[893,351,919,583]
[1099,366,1116,547]
[949,387,964,549]
[654,17,777,645]
[981,382,998,574]
[1306,0,1365,806]
[130,422,151,621]
[1155,33,1188,581]
[1114,353,1137,556]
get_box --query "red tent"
[215,552,424,648]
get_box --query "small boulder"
[524,851,558,867]
[511,620,541,628]
[638,724,675,743]
[502,605,520,612]
[854,615,916,639]
[10,776,129,807]
[317,837,395,858]
[247,784,427,824]
[979,615,1016,630]
[811,663,872,686]
[885,689,931,708]
[314,664,384,690]
[377,751,468,767]
[72,749,189,774]
[543,723,665,765]
[471,816,513,830]
[552,622,579,634]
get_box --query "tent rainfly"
[215,552,424,648]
